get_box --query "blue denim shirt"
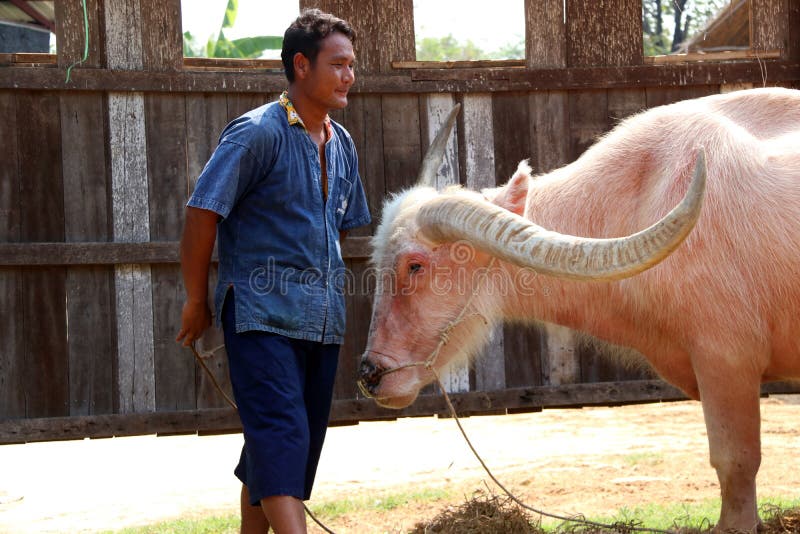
[188,96,371,344]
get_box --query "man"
[176,9,369,533]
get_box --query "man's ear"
[487,160,531,216]
[293,52,310,80]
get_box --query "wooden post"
[462,93,506,392]
[56,0,115,416]
[423,93,470,393]
[525,0,580,386]
[105,0,155,413]
[0,91,25,419]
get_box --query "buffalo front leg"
[697,366,762,532]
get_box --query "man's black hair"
[281,9,356,83]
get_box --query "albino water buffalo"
[358,87,800,531]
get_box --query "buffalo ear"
[487,160,530,216]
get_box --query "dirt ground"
[1,395,798,533]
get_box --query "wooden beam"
[392,60,525,70]
[1,61,797,94]
[4,380,799,444]
[0,237,373,266]
[645,49,783,64]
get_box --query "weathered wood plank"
[460,93,505,392]
[751,0,790,54]
[3,61,798,93]
[645,85,719,109]
[305,0,415,74]
[352,94,386,234]
[566,0,642,67]
[422,92,470,393]
[139,0,182,71]
[17,91,69,418]
[104,0,143,70]
[145,92,196,411]
[55,0,105,69]
[525,0,566,68]
[569,89,609,160]
[381,94,421,193]
[490,90,544,388]
[108,92,155,414]
[0,91,24,419]
[529,91,569,174]
[185,93,228,192]
[60,91,115,415]
[0,379,711,443]
[0,238,373,266]
[790,0,800,60]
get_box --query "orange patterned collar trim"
[279,91,332,138]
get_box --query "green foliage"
[416,34,524,61]
[183,0,282,59]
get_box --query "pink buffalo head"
[358,105,705,408]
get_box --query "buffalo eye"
[408,263,423,275]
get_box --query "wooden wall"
[0,0,798,443]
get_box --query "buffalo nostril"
[359,359,382,386]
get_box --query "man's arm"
[176,206,219,346]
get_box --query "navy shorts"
[221,291,340,504]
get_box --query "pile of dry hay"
[409,492,800,534]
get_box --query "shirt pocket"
[334,174,354,226]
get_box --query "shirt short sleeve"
[188,118,273,219]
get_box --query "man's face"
[301,32,355,110]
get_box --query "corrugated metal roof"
[0,1,55,31]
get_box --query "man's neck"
[287,87,327,138]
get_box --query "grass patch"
[309,486,451,520]
[103,514,240,534]
[544,495,800,532]
[104,487,450,533]
[621,451,664,467]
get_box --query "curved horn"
[416,150,707,281]
[416,104,461,188]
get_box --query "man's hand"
[176,300,212,347]
[176,206,219,347]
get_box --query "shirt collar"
[279,91,333,139]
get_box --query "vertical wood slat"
[491,91,544,388]
[423,93,469,394]
[566,0,642,68]
[55,0,106,69]
[381,94,422,194]
[0,91,25,419]
[185,93,234,410]
[139,0,183,71]
[303,0,415,74]
[525,0,566,68]
[17,92,69,418]
[60,92,116,416]
[461,93,505,392]
[356,95,387,235]
[108,92,156,414]
[750,0,790,54]
[146,93,195,411]
[106,0,155,414]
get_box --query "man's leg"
[240,484,269,534]
[261,495,306,533]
